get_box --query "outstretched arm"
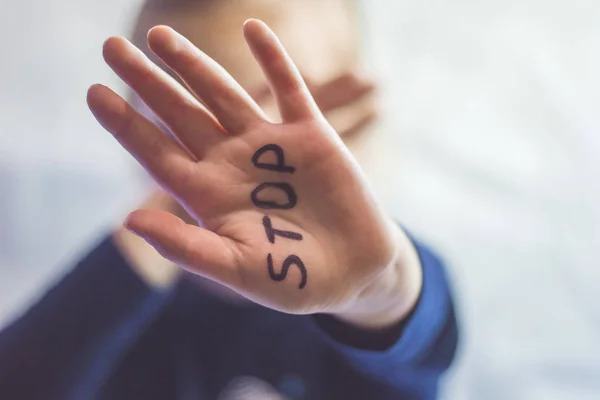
[87,19,421,328]
[86,19,458,397]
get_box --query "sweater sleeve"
[0,236,174,400]
[313,237,459,397]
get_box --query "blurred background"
[1,0,599,398]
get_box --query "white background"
[1,0,599,398]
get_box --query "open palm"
[87,20,398,314]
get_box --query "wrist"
[332,225,423,330]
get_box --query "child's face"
[133,0,361,121]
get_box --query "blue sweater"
[0,236,458,399]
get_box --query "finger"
[86,84,194,190]
[125,209,239,286]
[102,37,225,158]
[327,94,379,138]
[335,107,378,138]
[243,19,321,123]
[147,26,266,134]
[311,73,376,113]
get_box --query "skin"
[115,0,378,292]
[102,2,422,330]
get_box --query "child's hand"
[116,72,377,289]
[88,20,421,327]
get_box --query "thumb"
[125,209,238,285]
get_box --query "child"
[0,1,458,399]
